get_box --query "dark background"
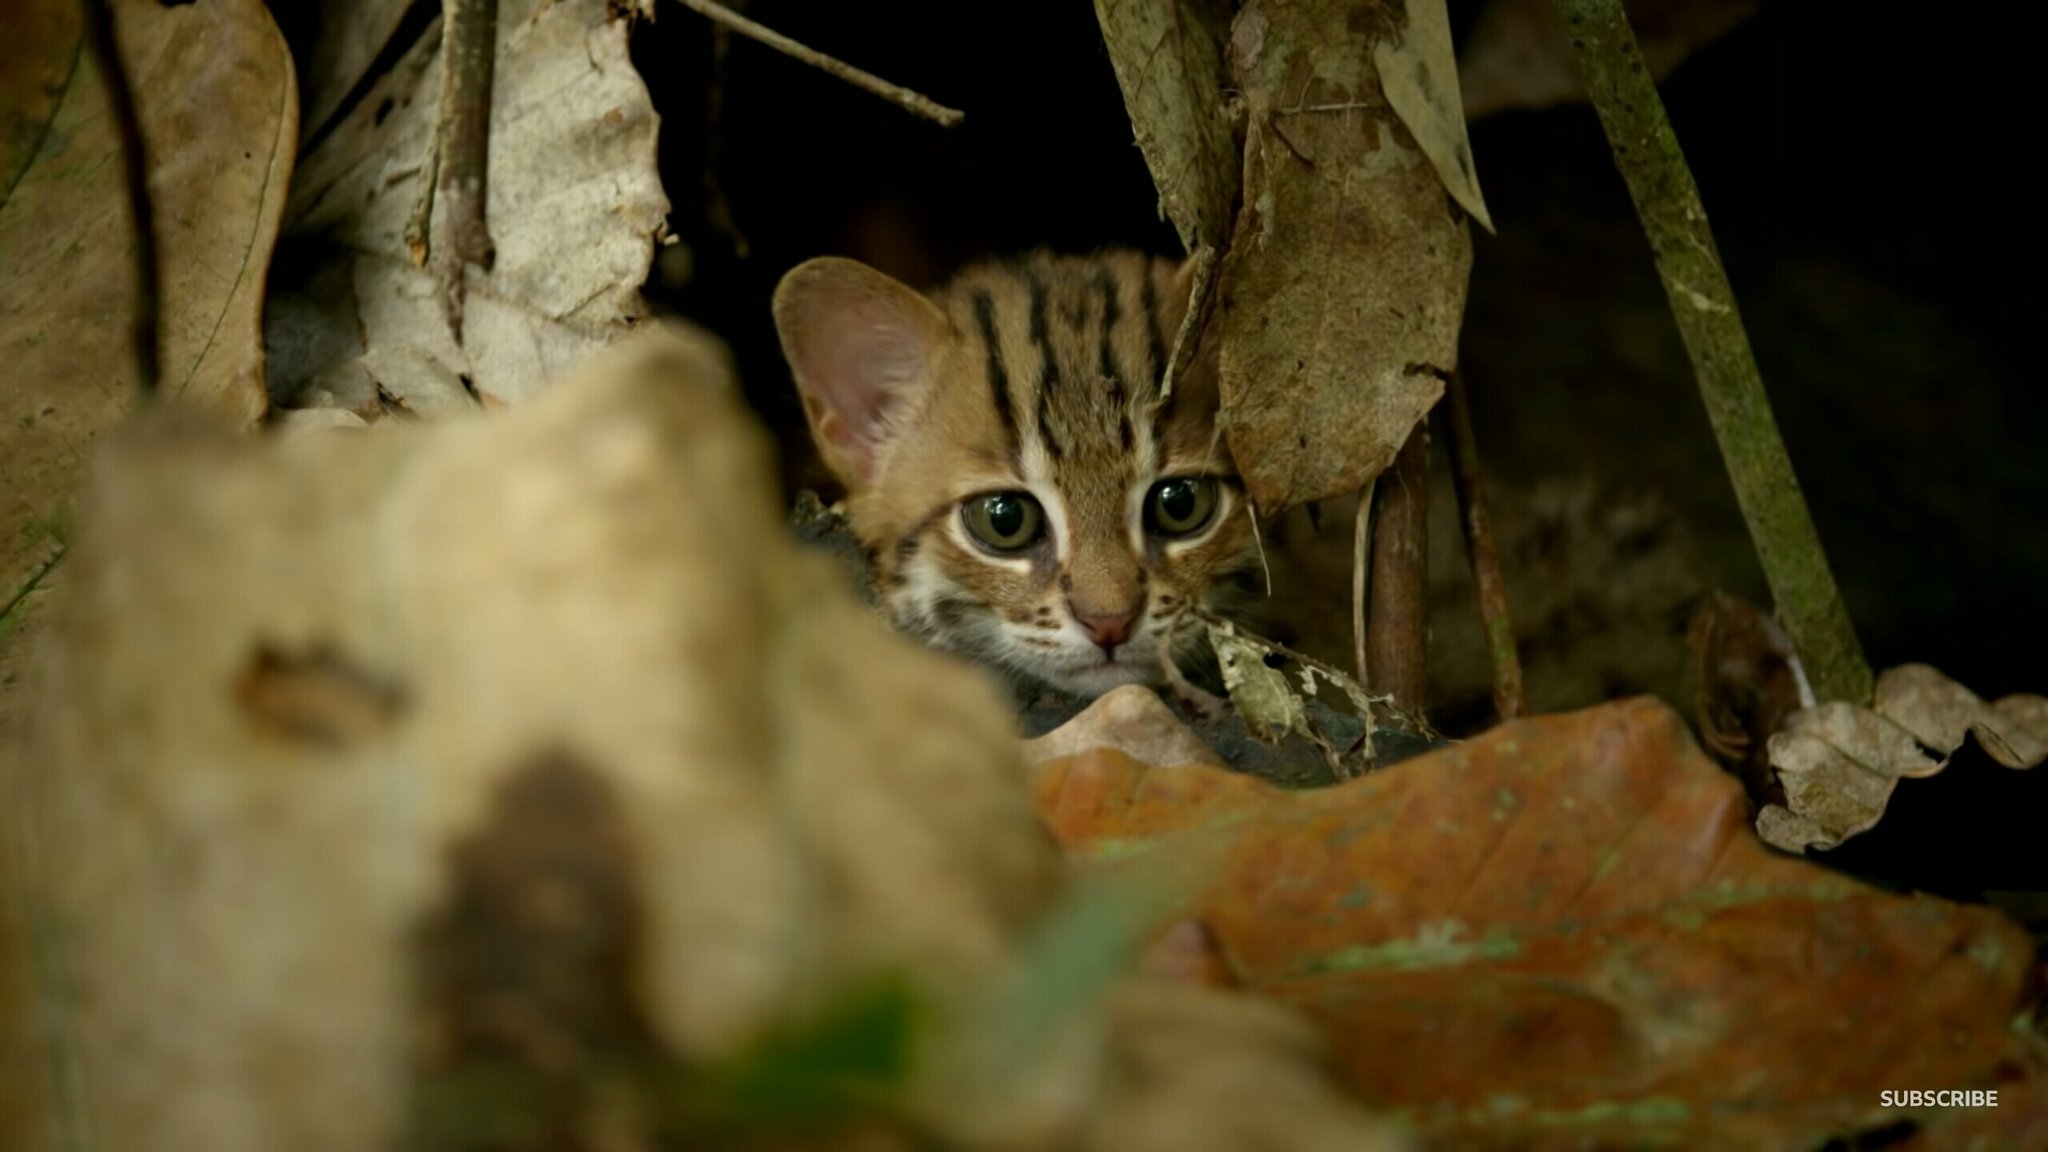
[633,0,2047,709]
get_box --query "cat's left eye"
[1145,477,1219,538]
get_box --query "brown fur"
[774,250,1259,696]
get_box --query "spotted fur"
[773,249,1259,696]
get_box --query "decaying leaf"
[1759,663,2048,853]
[1218,0,1473,510]
[1033,698,2048,1149]
[2,0,291,642]
[1212,622,1309,744]
[2,326,1401,1152]
[275,0,666,413]
[1458,0,1760,121]
[1182,611,1435,778]
[1092,0,1241,252]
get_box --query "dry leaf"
[1213,623,1310,744]
[1374,0,1493,231]
[275,0,666,412]
[0,2,77,198]
[1092,0,1241,251]
[1,0,290,637]
[1034,698,2046,1149]
[1086,983,1410,1152]
[1759,663,2048,852]
[281,0,421,139]
[1459,0,1760,120]
[1023,684,1226,771]
[1218,0,1471,510]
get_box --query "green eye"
[1145,477,1219,537]
[962,491,1045,552]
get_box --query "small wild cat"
[773,249,1260,697]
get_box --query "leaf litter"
[1095,0,1484,509]
[1758,663,2048,853]
[1031,696,2048,1150]
[1,0,291,651]
[273,0,667,415]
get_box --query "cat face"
[773,250,1259,696]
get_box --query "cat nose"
[1070,603,1140,652]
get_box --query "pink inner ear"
[786,289,932,472]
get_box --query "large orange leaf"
[1033,697,2046,1149]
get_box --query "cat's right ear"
[772,257,948,487]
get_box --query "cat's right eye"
[962,491,1045,553]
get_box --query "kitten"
[772,249,1260,697]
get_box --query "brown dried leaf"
[1686,591,1805,806]
[1087,984,1410,1152]
[276,0,666,412]
[1218,0,1471,510]
[1092,0,1240,250]
[1758,664,2048,852]
[1035,699,2046,1149]
[1,0,289,637]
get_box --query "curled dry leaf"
[1033,698,2046,1149]
[1759,663,2048,853]
[1086,983,1410,1152]
[1,0,290,638]
[1218,0,1472,510]
[275,0,666,414]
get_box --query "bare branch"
[671,0,965,127]
[435,0,500,341]
[1554,0,1872,704]
[1442,373,1525,721]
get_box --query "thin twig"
[83,0,160,396]
[1441,372,1525,721]
[1366,424,1430,716]
[701,18,751,257]
[435,0,500,341]
[1351,476,1377,693]
[1160,244,1217,400]
[671,0,965,127]
[1243,501,1273,597]
[1554,0,1872,705]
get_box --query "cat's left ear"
[772,257,948,487]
